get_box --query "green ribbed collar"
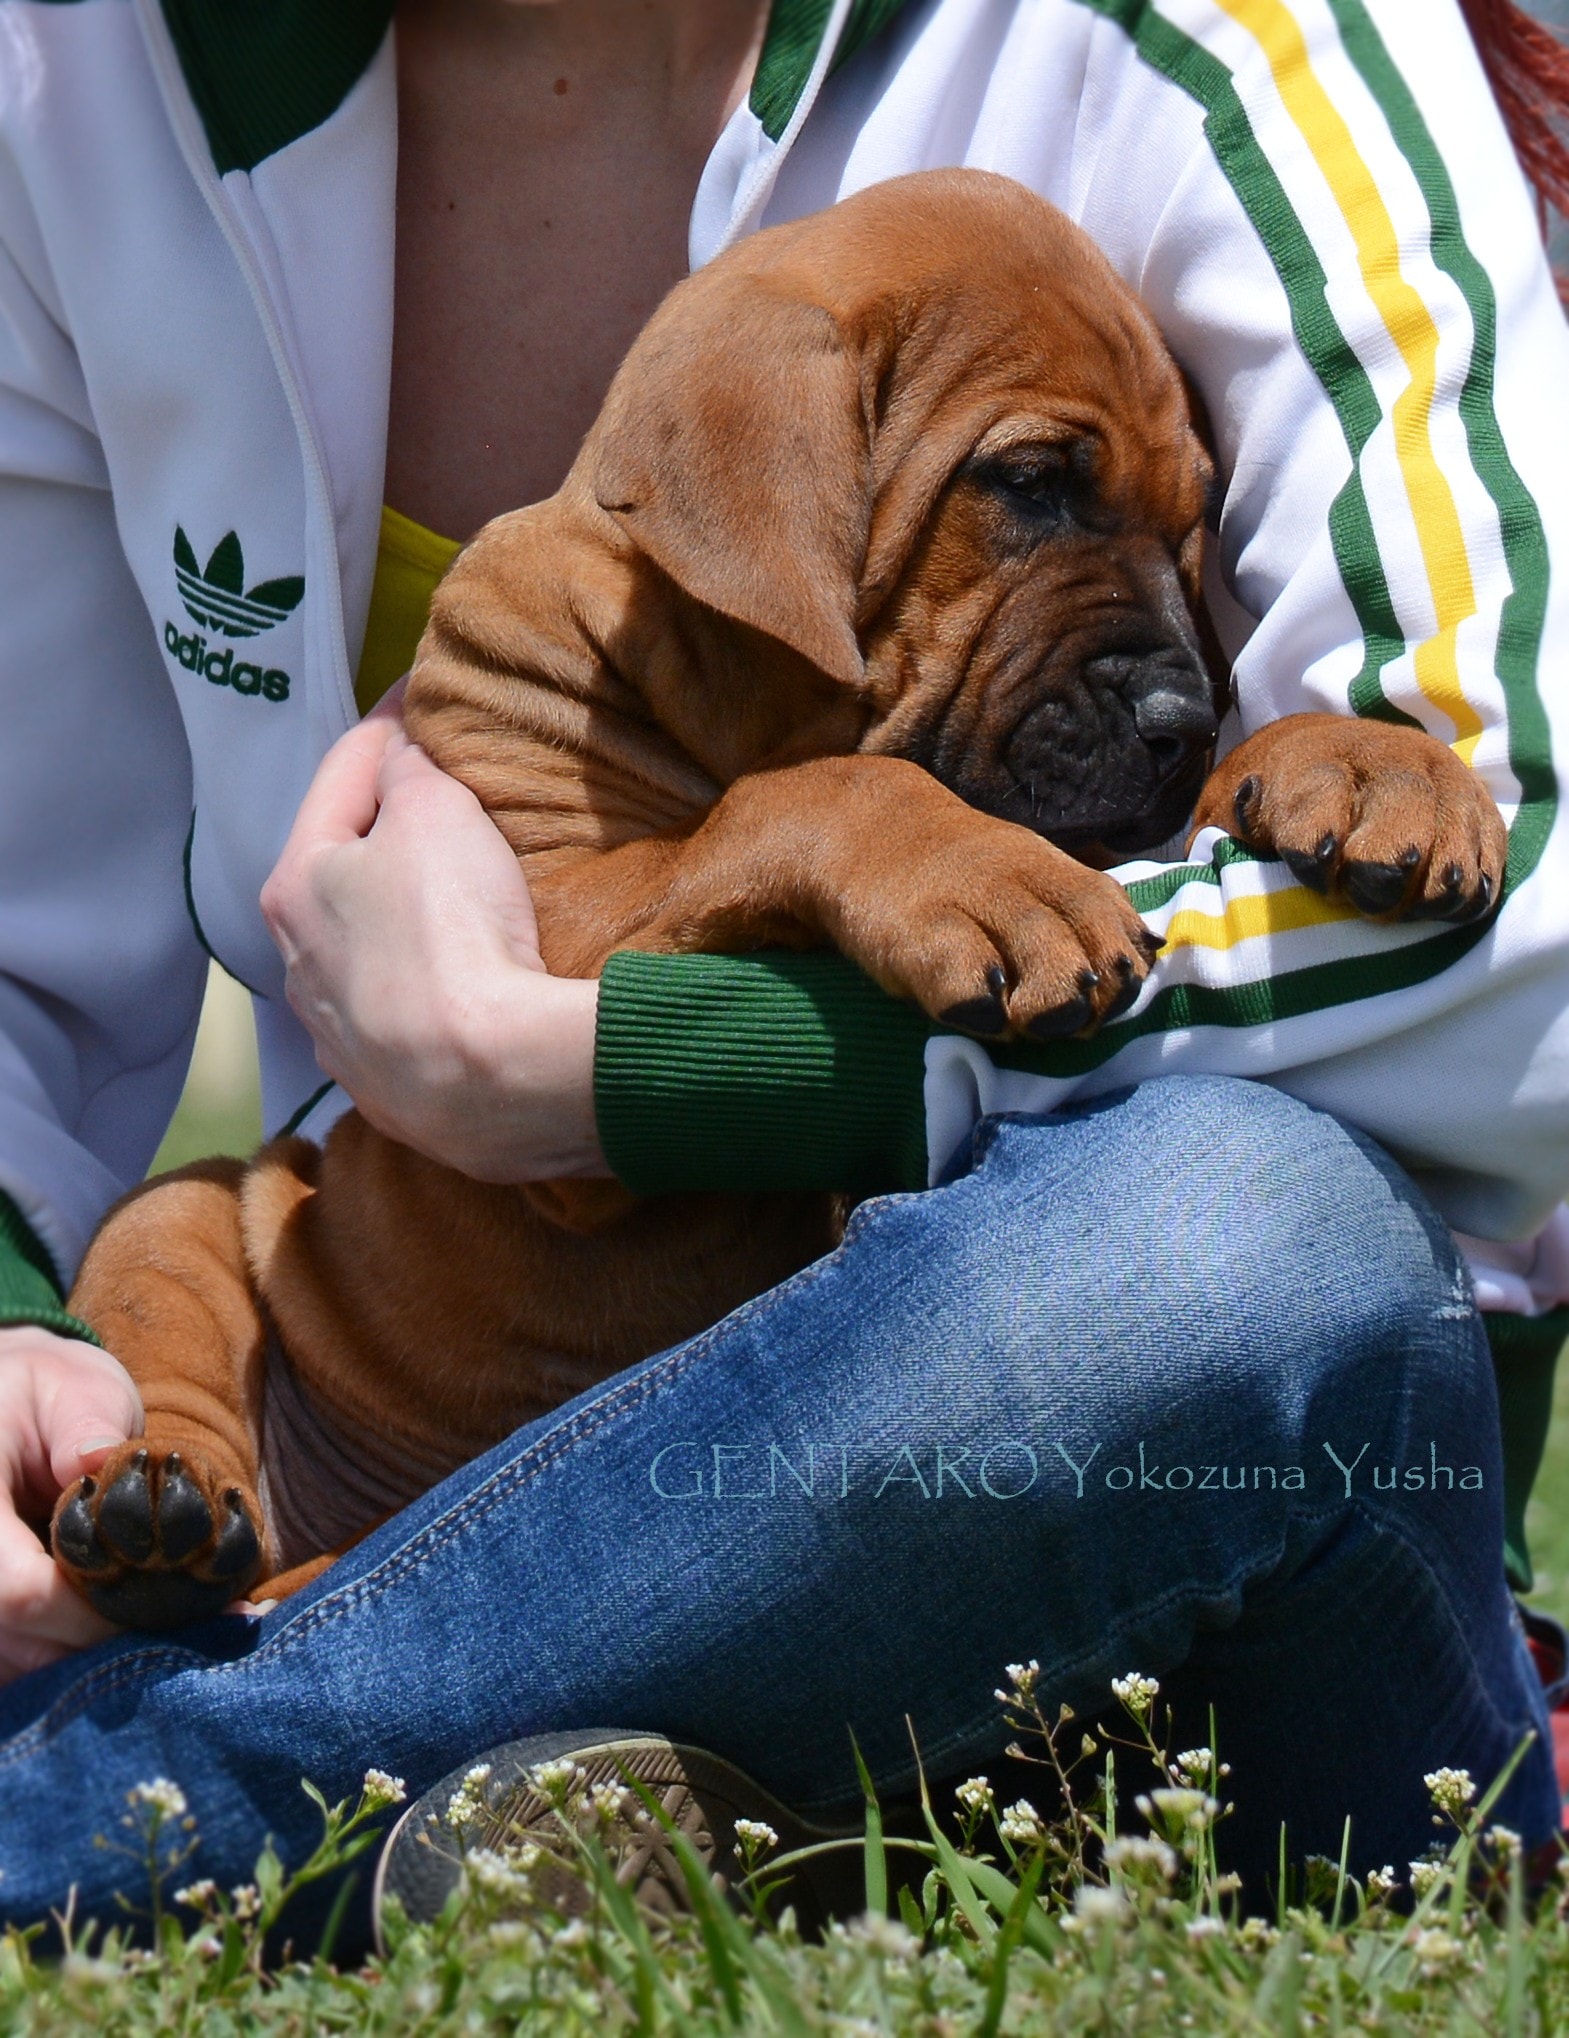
[144,0,919,176]
[752,0,919,140]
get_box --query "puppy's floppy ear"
[590,285,870,690]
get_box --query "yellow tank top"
[353,505,462,715]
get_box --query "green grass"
[149,965,262,1178]
[1525,1362,1569,1633]
[8,1688,1569,2035]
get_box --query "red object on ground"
[1527,1626,1569,1825]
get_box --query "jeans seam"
[0,1651,202,1767]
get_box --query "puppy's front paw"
[1192,713,1507,922]
[837,821,1160,1041]
[52,1444,264,1629]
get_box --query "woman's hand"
[260,707,608,1183]
[0,1327,139,1682]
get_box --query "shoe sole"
[372,1727,860,1949]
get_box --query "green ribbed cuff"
[1486,1306,1569,1595]
[594,950,933,1197]
[0,1190,100,1346]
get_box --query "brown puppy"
[50,170,1504,1626]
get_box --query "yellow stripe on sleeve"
[1160,880,1358,955]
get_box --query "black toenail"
[1135,925,1164,960]
[99,1464,155,1563]
[1232,775,1261,840]
[1283,834,1337,893]
[1103,973,1142,1022]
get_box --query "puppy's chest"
[256,1338,452,1572]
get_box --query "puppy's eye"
[970,444,1088,525]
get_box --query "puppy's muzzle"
[994,643,1218,854]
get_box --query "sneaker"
[371,1728,861,1948]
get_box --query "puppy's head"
[584,168,1219,859]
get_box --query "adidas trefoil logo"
[174,528,304,638]
[164,528,303,705]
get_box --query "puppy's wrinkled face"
[868,412,1217,859]
[586,169,1223,854]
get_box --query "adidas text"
[164,622,291,702]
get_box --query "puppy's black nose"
[1132,685,1219,748]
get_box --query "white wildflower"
[1103,1834,1177,1882]
[1141,1787,1220,1830]
[1111,1672,1160,1717]
[1004,1660,1041,1700]
[464,1847,537,1899]
[528,1757,585,1804]
[1366,1865,1399,1902]
[1185,1916,1224,1941]
[1239,1917,1280,1951]
[840,1913,920,1963]
[1409,1860,1446,1899]
[553,1918,591,1951]
[1423,1767,1476,1818]
[445,1763,495,1831]
[1072,1884,1129,1926]
[1409,1926,1466,1975]
[954,1777,994,1816]
[230,1884,261,1921]
[362,1768,407,1810]
[998,1798,1044,1846]
[737,1817,778,1866]
[588,1781,630,1822]
[191,1934,222,1960]
[1215,1871,1243,1897]
[173,1879,216,1910]
[127,1778,186,1820]
[1487,1823,1523,1857]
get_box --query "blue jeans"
[0,1076,1555,1948]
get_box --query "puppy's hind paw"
[52,1444,265,1629]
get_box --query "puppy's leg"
[532,753,1161,1038]
[51,1159,271,1627]
[1192,713,1508,921]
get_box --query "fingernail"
[75,1437,122,1458]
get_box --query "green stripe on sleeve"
[0,1191,100,1346]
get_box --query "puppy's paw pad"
[51,1445,264,1629]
